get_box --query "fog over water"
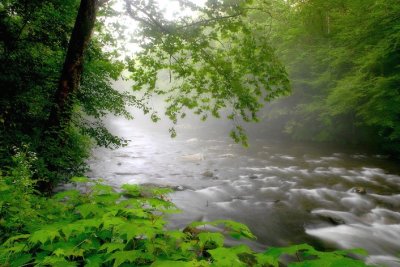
[87,93,400,267]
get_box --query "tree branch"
[176,13,243,29]
[124,0,170,34]
[97,0,110,7]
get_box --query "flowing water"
[87,115,400,267]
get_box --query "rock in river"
[351,186,367,195]
[202,171,214,178]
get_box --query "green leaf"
[208,247,247,267]
[2,234,30,247]
[101,216,126,229]
[85,254,105,267]
[76,203,104,218]
[264,244,316,259]
[94,193,120,204]
[53,247,84,258]
[121,184,141,197]
[119,207,149,218]
[71,177,89,183]
[105,250,144,267]
[146,198,176,211]
[53,190,81,203]
[115,221,159,240]
[166,230,186,241]
[10,253,33,267]
[151,260,198,267]
[115,222,141,241]
[4,243,29,254]
[189,220,256,239]
[92,184,115,195]
[29,228,61,244]
[289,258,369,267]
[198,232,224,248]
[99,243,126,253]
[341,248,368,256]
[255,252,278,267]
[41,255,77,267]
[41,241,76,253]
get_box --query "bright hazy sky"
[110,0,206,55]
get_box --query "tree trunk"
[39,0,102,193]
[47,0,99,130]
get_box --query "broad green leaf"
[85,254,105,267]
[146,198,176,210]
[166,230,186,241]
[102,216,126,229]
[92,184,115,195]
[10,253,33,267]
[198,232,224,248]
[264,244,316,259]
[41,241,77,253]
[53,247,84,257]
[289,258,369,267]
[151,260,198,267]
[255,252,278,267]
[4,243,29,254]
[53,190,81,203]
[121,184,141,197]
[76,203,104,218]
[2,234,30,247]
[60,219,101,240]
[208,247,247,267]
[41,255,77,267]
[119,207,149,218]
[214,220,256,239]
[29,228,61,244]
[105,250,144,267]
[99,243,126,253]
[94,193,120,204]
[81,238,101,251]
[115,222,141,241]
[189,220,256,239]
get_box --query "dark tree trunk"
[47,0,99,130]
[39,0,105,193]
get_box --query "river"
[86,113,400,267]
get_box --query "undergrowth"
[0,151,371,266]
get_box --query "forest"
[0,0,399,266]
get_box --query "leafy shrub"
[0,145,42,241]
[0,177,371,266]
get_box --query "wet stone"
[351,186,367,195]
[315,213,346,225]
[202,171,214,178]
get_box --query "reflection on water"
[87,115,400,267]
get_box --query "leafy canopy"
[122,0,290,145]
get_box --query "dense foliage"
[259,0,400,155]
[0,0,133,186]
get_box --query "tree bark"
[39,0,104,192]
[47,0,99,130]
